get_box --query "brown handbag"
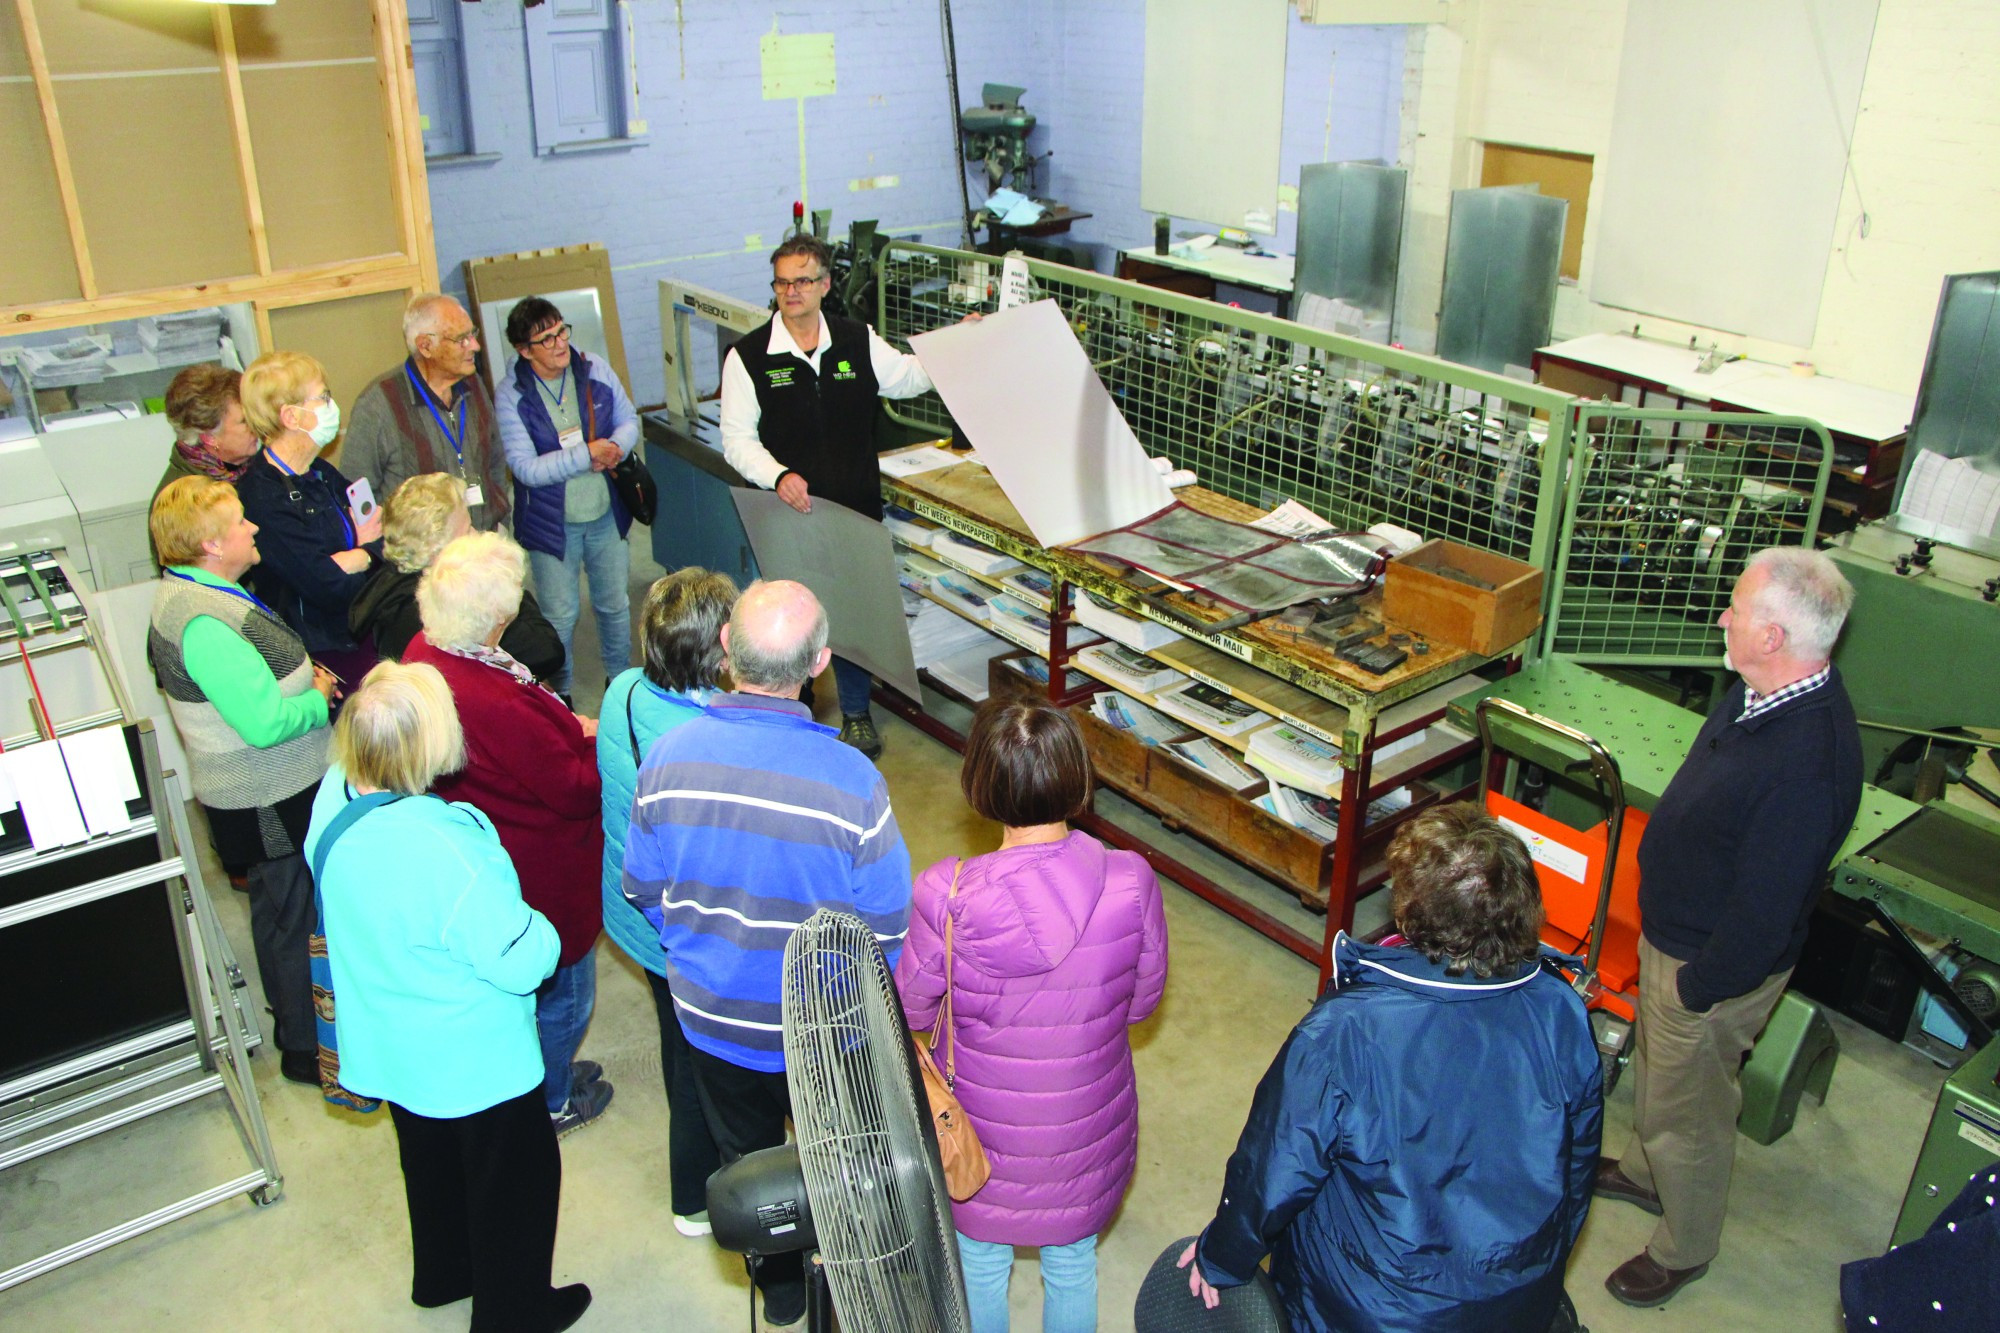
[913,861,992,1202]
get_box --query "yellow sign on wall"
[760,32,835,100]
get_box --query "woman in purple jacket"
[896,699,1169,1333]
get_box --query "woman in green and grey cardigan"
[149,476,338,1085]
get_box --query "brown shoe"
[1606,1251,1708,1308]
[1594,1157,1663,1216]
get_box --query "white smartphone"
[347,476,378,523]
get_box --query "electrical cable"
[938,0,975,249]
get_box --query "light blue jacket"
[597,668,710,975]
[305,768,560,1118]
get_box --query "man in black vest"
[719,235,949,760]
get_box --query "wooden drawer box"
[988,650,1047,704]
[1383,540,1543,655]
[1073,706,1169,794]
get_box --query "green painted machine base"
[1738,991,1839,1146]
[1892,1035,2000,1247]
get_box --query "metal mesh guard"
[782,911,971,1332]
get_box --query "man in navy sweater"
[1596,547,1861,1308]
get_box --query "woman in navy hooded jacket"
[494,297,640,698]
[1182,802,1602,1332]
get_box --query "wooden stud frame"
[2,0,439,342]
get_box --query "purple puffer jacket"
[895,831,1168,1246]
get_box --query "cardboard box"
[1382,539,1543,655]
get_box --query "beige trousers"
[1618,935,1790,1270]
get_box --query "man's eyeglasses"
[435,328,479,348]
[771,275,826,294]
[527,323,573,351]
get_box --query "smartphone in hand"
[347,476,378,524]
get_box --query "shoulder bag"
[305,789,403,1114]
[912,860,992,1201]
[582,357,658,526]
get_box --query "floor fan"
[709,909,973,1332]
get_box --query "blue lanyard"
[536,367,568,408]
[165,568,281,619]
[265,448,357,547]
[405,362,468,466]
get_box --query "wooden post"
[13,0,96,299]
[370,0,438,292]
[211,7,272,277]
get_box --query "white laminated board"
[911,300,1174,550]
[730,490,923,703]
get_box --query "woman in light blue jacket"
[598,568,737,1237]
[307,661,589,1333]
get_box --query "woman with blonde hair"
[148,476,338,1085]
[236,349,384,687]
[405,532,611,1135]
[347,472,563,682]
[306,660,587,1332]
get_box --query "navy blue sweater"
[1638,669,1861,1012]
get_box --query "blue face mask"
[305,398,341,448]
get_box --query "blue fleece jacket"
[597,668,710,977]
[621,692,911,1072]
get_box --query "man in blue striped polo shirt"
[623,578,910,1325]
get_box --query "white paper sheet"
[730,490,924,703]
[911,300,1174,549]
[60,726,139,836]
[878,445,963,479]
[1,741,89,849]
[1899,451,2000,538]
[1250,500,1335,537]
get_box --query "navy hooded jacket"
[1196,933,1602,1332]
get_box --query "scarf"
[173,439,251,481]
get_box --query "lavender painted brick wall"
[423,2,1400,405]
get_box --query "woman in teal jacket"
[307,661,588,1333]
[597,567,736,1236]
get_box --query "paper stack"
[137,307,226,366]
[1089,692,1189,747]
[1074,592,1185,653]
[996,655,1092,694]
[932,572,992,620]
[907,600,1003,667]
[928,640,1003,702]
[897,548,953,595]
[999,568,1055,609]
[19,335,111,386]
[1152,681,1272,737]
[1246,725,1344,796]
[932,531,1021,576]
[883,506,939,547]
[987,594,1051,655]
[1074,642,1186,695]
[1257,784,1412,841]
[1162,737,1264,793]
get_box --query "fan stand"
[744,1253,835,1333]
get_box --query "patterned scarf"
[172,438,251,481]
[439,639,555,695]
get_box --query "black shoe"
[1594,1157,1664,1216]
[1606,1252,1707,1308]
[838,713,883,760]
[549,1282,592,1332]
[762,1280,807,1328]
[570,1059,603,1088]
[280,1049,319,1086]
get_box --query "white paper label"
[465,484,485,509]
[1496,815,1591,883]
[1956,1112,2000,1157]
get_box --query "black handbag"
[581,357,658,526]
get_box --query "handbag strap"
[310,790,402,886]
[624,674,646,766]
[938,859,964,1087]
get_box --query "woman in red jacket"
[404,531,612,1136]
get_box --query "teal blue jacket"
[596,668,710,976]
[305,768,559,1118]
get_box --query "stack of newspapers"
[1089,692,1188,747]
[932,572,992,620]
[1074,592,1185,653]
[1153,681,1272,737]
[932,531,1021,576]
[1246,725,1343,796]
[1257,784,1413,841]
[897,548,953,596]
[987,594,1051,655]
[995,655,1091,694]
[999,568,1055,608]
[1074,643,1186,695]
[1162,737,1264,793]
[907,601,1003,667]
[883,506,938,547]
[927,642,999,702]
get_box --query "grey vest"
[148,575,330,811]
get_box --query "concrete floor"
[0,539,1956,1331]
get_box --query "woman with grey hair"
[596,568,737,1236]
[305,660,587,1332]
[347,473,564,683]
[405,533,613,1136]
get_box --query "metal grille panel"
[1547,407,1834,663]
[875,242,1575,573]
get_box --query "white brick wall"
[1401,0,2000,392]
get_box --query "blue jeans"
[831,654,873,718]
[535,954,597,1114]
[956,1233,1098,1333]
[527,509,631,696]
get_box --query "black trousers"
[246,852,315,1053]
[688,1044,804,1294]
[387,1089,564,1333]
[643,970,723,1217]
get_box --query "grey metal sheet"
[1436,186,1566,377]
[1294,162,1405,328]
[1889,270,2000,555]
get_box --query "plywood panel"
[0,83,82,305]
[34,0,216,74]
[267,290,413,457]
[242,65,400,270]
[463,245,631,392]
[229,1,374,65]
[58,74,253,293]
[1481,144,1592,282]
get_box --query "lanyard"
[165,568,281,619]
[536,366,568,408]
[405,362,468,468]
[265,448,357,547]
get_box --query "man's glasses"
[771,275,826,294]
[435,328,479,348]
[527,323,573,351]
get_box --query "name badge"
[465,483,486,509]
[559,426,586,453]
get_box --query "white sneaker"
[673,1210,712,1238]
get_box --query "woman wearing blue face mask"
[238,350,386,689]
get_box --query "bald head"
[723,580,830,695]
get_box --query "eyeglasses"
[302,391,333,408]
[527,323,573,351]
[434,328,479,348]
[771,275,826,294]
